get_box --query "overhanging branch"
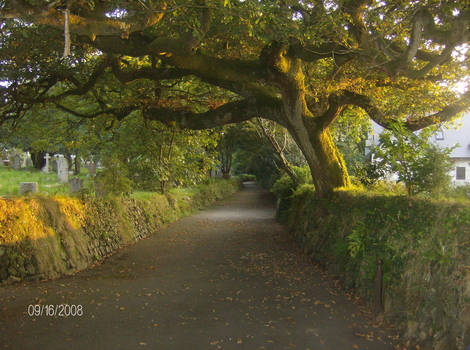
[1,1,168,39]
[111,59,190,84]
[55,103,138,120]
[337,90,470,131]
[144,97,284,130]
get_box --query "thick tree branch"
[111,59,190,84]
[288,41,354,65]
[342,0,372,44]
[315,94,347,129]
[144,97,284,130]
[11,57,111,105]
[183,0,213,51]
[338,90,470,131]
[404,11,425,64]
[160,52,277,98]
[1,1,168,39]
[55,103,137,120]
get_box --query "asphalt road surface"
[0,182,398,349]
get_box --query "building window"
[435,129,444,140]
[456,167,466,180]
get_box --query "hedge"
[279,185,470,350]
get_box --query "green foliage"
[281,188,470,350]
[447,184,470,202]
[1,0,469,196]
[99,115,218,193]
[271,166,312,200]
[94,156,134,197]
[331,107,370,175]
[373,123,454,197]
[231,122,283,188]
[354,161,387,187]
[238,174,256,182]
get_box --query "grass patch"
[0,166,92,196]
[130,191,160,200]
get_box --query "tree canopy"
[0,0,469,196]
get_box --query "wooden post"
[374,258,384,315]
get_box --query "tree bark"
[31,151,46,170]
[269,49,350,198]
[74,155,81,175]
[287,122,350,197]
[309,129,351,192]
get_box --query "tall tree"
[1,0,469,197]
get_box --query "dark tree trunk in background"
[31,151,46,170]
[66,153,73,171]
[74,155,81,175]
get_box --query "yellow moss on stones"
[0,179,240,283]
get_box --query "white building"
[366,113,470,186]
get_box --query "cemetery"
[0,151,93,196]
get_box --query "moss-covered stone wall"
[278,185,470,350]
[0,179,240,283]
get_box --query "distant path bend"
[0,182,397,349]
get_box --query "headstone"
[94,176,105,198]
[13,154,21,170]
[21,153,28,168]
[42,153,51,173]
[69,177,83,194]
[25,153,33,168]
[88,161,96,177]
[57,156,69,183]
[19,182,38,195]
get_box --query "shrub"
[271,165,312,200]
[94,156,134,197]
[373,123,454,197]
[238,173,257,182]
[446,184,470,202]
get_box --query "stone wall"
[0,179,240,283]
[277,185,470,350]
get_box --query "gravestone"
[13,154,21,170]
[88,161,96,177]
[21,153,27,168]
[94,176,105,198]
[19,182,38,195]
[25,153,33,168]
[42,153,51,173]
[69,177,83,194]
[57,156,69,183]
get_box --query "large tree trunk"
[287,121,350,197]
[308,129,351,195]
[272,49,350,198]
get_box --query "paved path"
[0,183,398,349]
